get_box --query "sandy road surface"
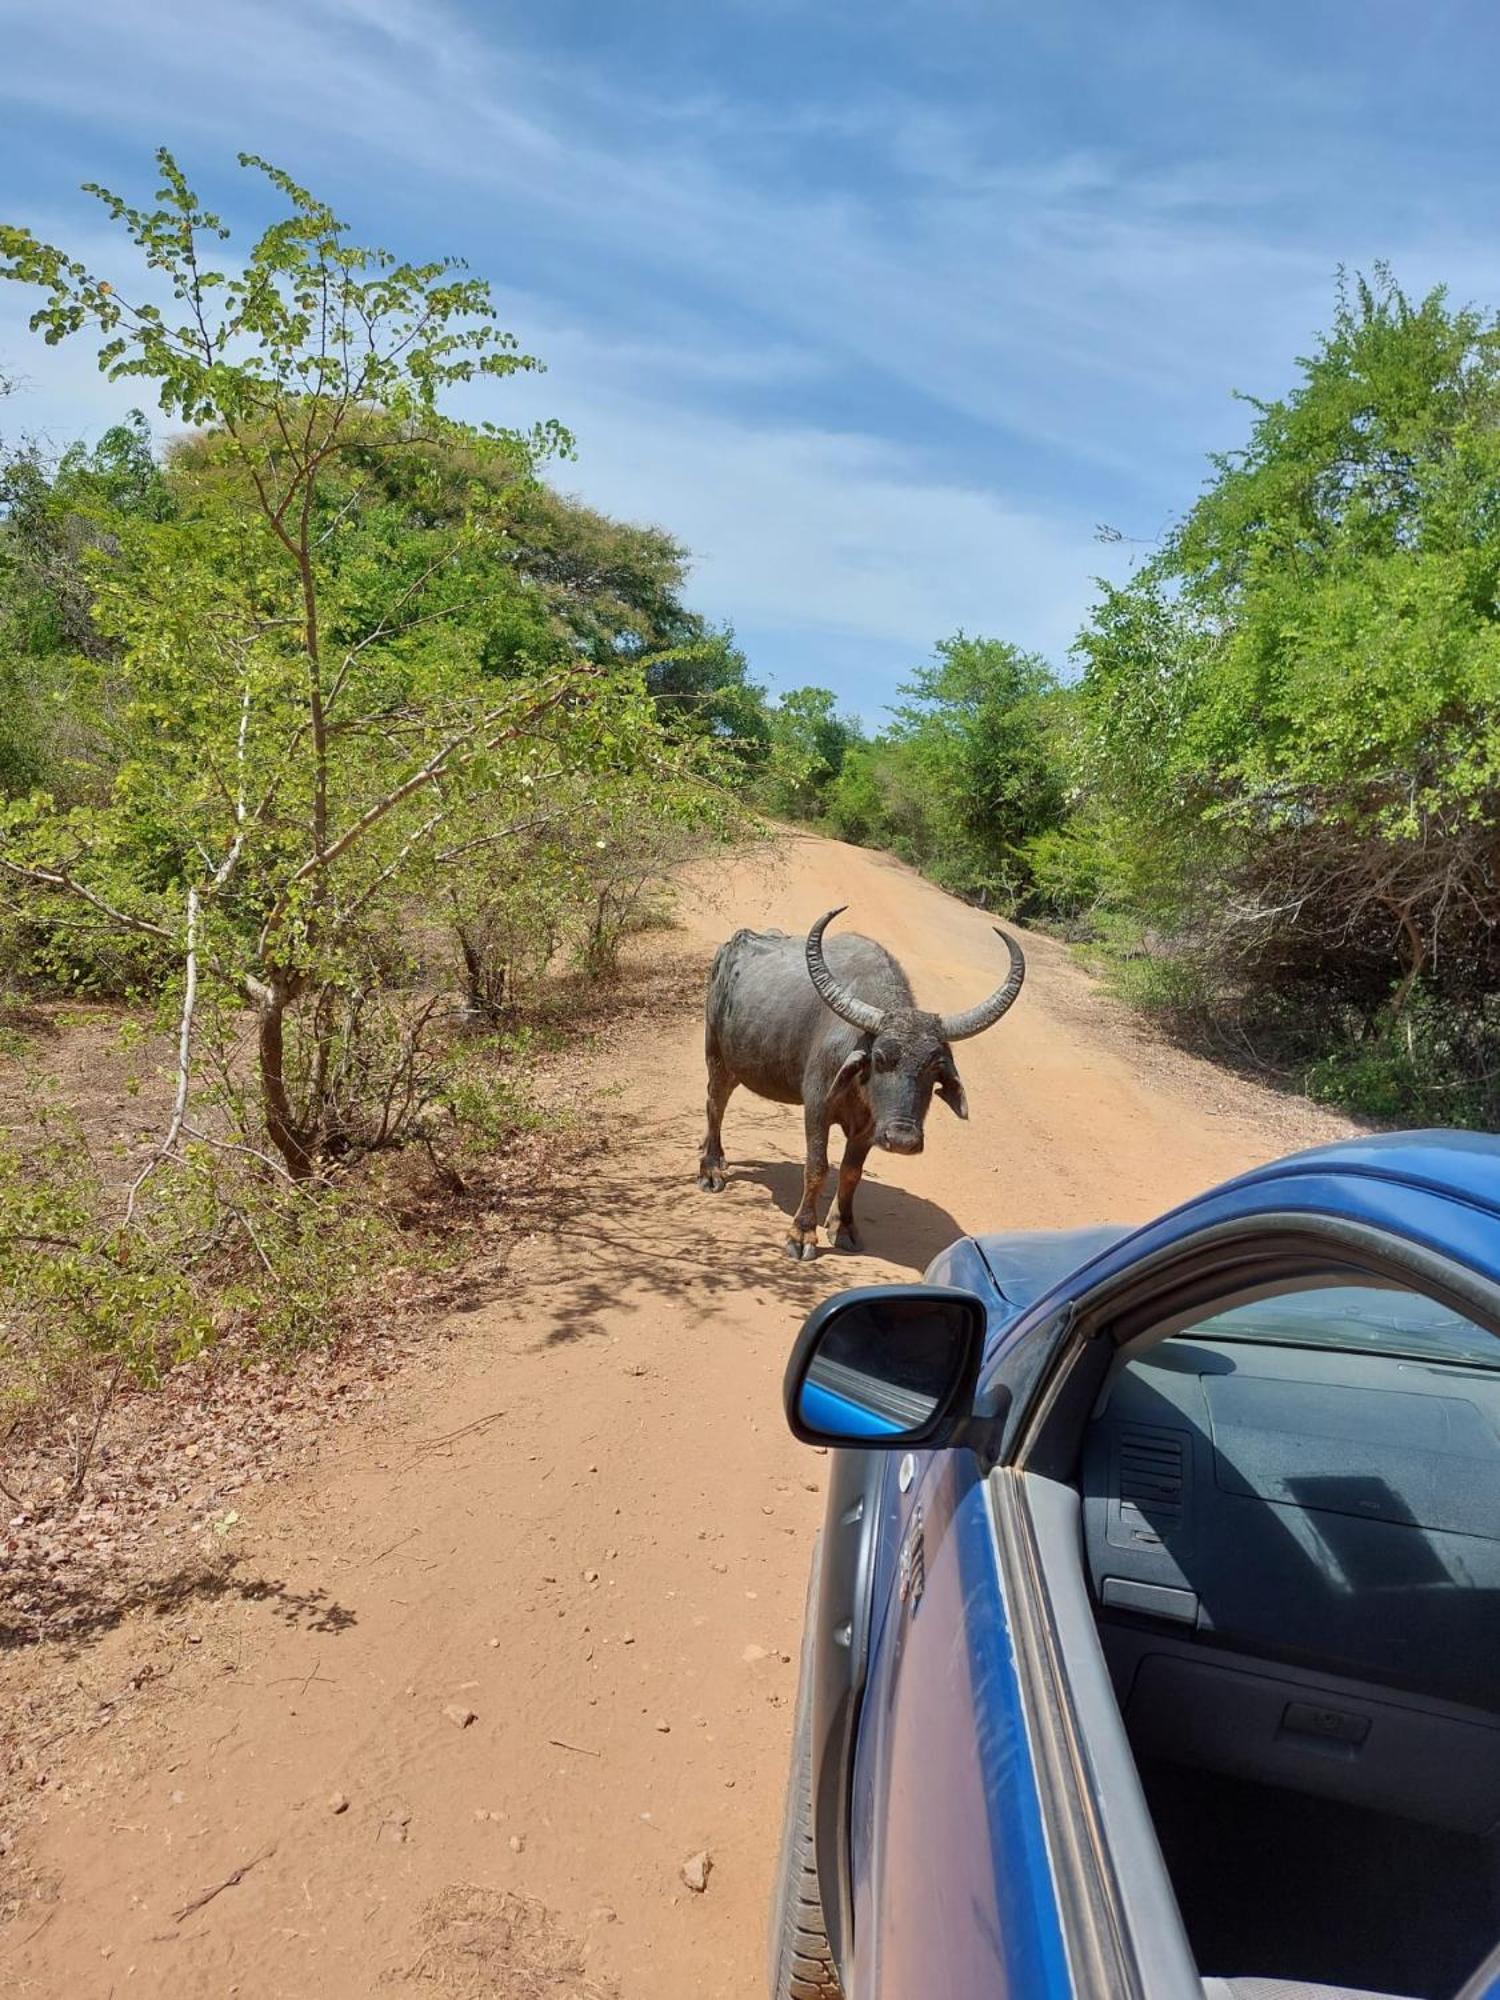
[3,832,1356,1998]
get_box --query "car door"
[847,1378,1192,2000]
[848,1437,1071,2000]
[844,1262,1088,2000]
[849,1169,1500,2000]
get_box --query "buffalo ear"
[829,1045,871,1098]
[938,1071,969,1121]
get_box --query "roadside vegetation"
[760,271,1500,1134]
[0,152,757,1494]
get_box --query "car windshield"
[1177,1284,1500,1370]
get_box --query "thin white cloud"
[0,0,1344,466]
[451,300,1114,674]
[5,0,1500,707]
[555,394,1104,663]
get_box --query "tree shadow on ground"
[0,1559,358,1652]
[515,1115,969,1357]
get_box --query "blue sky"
[2,0,1500,720]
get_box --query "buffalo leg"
[697,1051,737,1192]
[787,1105,831,1260]
[827,1132,872,1253]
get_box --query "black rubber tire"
[768,1535,844,2000]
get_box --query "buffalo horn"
[804,907,884,1033]
[938,930,1026,1041]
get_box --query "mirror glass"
[797,1295,976,1442]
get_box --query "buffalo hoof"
[831,1223,862,1253]
[697,1168,727,1192]
[784,1233,820,1262]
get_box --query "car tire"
[769,1534,844,2000]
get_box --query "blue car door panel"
[852,1450,1072,2000]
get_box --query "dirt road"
[3,832,1355,1998]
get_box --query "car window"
[1173,1282,1500,1369]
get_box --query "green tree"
[0,412,175,799]
[1075,268,1500,1115]
[643,621,770,768]
[0,151,661,1178]
[764,640,1070,912]
[885,633,1067,901]
[758,685,861,819]
[822,740,887,845]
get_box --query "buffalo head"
[804,906,1025,1156]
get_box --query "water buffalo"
[697,906,1025,1259]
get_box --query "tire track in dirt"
[0,832,1357,1998]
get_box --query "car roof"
[1224,1130,1500,1217]
[966,1131,1500,1330]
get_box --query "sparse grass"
[0,1008,544,1501]
[1072,916,1500,1130]
[1303,991,1500,1129]
[1101,951,1220,1020]
[0,1095,456,1496]
[1074,914,1218,1021]
[0,916,702,1538]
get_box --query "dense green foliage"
[1071,271,1500,1121]
[0,152,741,1147]
[749,639,1068,910]
[828,637,1067,904]
[754,685,861,821]
[763,273,1500,1125]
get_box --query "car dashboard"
[1083,1333,1500,1830]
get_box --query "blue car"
[770,1133,1500,2000]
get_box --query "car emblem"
[897,1505,926,1611]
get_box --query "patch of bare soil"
[0,834,1360,1998]
[386,1886,618,1996]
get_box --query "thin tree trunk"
[256,983,317,1180]
[1389,903,1426,1016]
[125,883,202,1224]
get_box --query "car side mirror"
[784,1284,990,1449]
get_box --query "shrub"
[1305,988,1500,1127]
[1072,271,1500,1112]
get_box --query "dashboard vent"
[1115,1426,1187,1545]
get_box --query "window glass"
[1174,1282,1499,1370]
